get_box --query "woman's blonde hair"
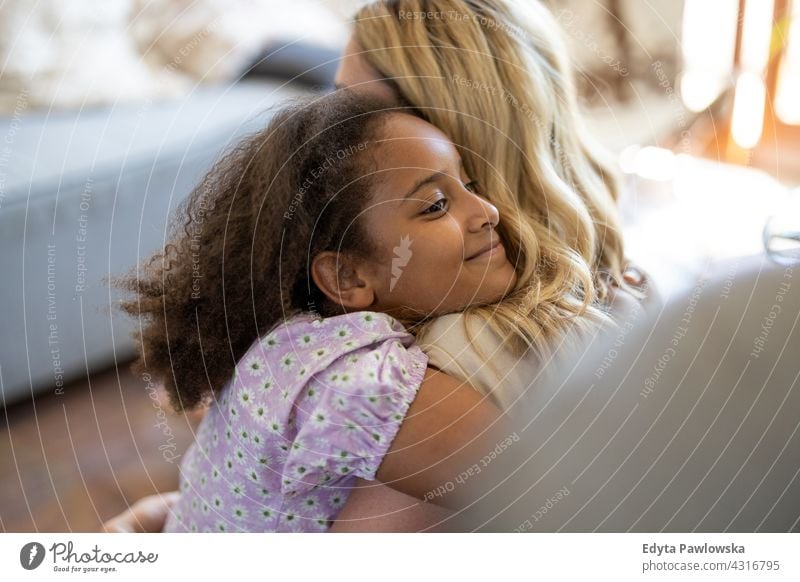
[353,0,641,363]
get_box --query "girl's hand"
[102,491,179,533]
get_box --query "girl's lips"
[466,240,503,261]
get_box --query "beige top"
[414,284,654,417]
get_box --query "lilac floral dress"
[164,310,428,532]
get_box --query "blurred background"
[0,0,798,531]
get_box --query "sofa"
[0,76,312,405]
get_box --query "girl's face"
[350,113,518,320]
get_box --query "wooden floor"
[0,362,204,532]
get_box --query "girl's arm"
[374,366,516,511]
[329,480,454,532]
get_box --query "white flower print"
[281,512,302,532]
[214,519,228,532]
[310,515,330,531]
[279,353,296,372]
[249,429,264,447]
[329,491,347,508]
[260,332,281,350]
[266,417,284,435]
[211,494,224,511]
[231,505,249,521]
[223,455,236,472]
[310,457,328,473]
[250,404,269,425]
[259,507,275,521]
[336,463,354,477]
[276,443,291,464]
[300,494,321,513]
[256,453,271,469]
[332,324,352,341]
[360,365,379,384]
[292,436,309,454]
[298,332,317,347]
[304,384,322,402]
[310,408,330,429]
[292,463,311,480]
[317,472,336,487]
[233,446,248,465]
[246,467,260,484]
[337,371,355,386]
[259,376,275,392]
[331,394,349,412]
[238,388,253,407]
[244,355,265,377]
[359,312,379,327]
[229,481,246,498]
[296,366,309,380]
[311,347,329,360]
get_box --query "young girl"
[114,91,519,532]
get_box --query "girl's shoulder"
[230,311,430,497]
[264,310,412,350]
[233,310,421,386]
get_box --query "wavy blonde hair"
[353,0,641,363]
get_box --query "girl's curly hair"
[112,92,412,412]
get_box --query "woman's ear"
[311,251,377,311]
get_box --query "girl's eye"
[464,180,480,194]
[422,197,448,215]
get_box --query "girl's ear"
[311,251,377,311]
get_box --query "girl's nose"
[465,193,500,233]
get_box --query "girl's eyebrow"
[402,170,447,203]
[401,159,465,204]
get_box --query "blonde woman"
[104,0,650,533]
[326,0,651,531]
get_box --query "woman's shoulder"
[416,311,508,359]
[415,312,537,413]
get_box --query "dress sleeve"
[280,338,428,497]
